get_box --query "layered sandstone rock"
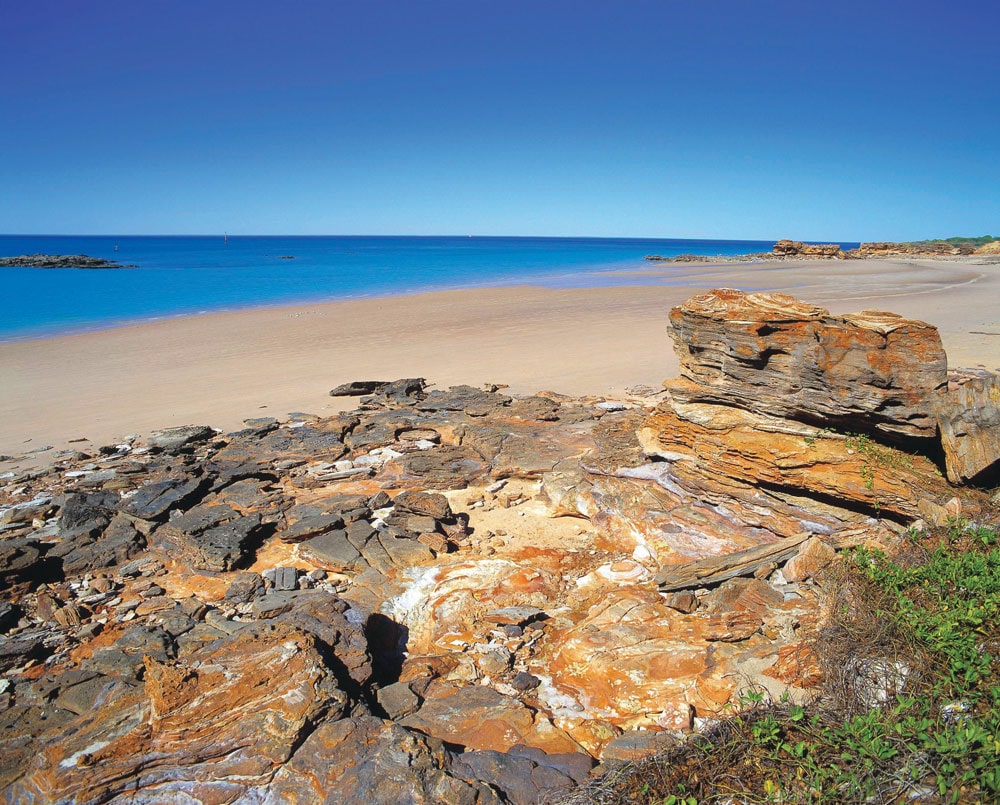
[936,369,1000,483]
[10,622,354,802]
[772,239,845,258]
[640,401,952,521]
[668,289,947,440]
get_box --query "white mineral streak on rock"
[381,566,442,629]
[532,673,588,718]
[60,741,111,769]
[617,462,691,501]
[596,559,648,584]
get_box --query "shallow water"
[1,235,832,341]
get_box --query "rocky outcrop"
[1,291,996,801]
[0,253,133,269]
[847,241,978,258]
[10,621,356,801]
[668,289,947,440]
[772,239,845,258]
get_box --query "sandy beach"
[2,256,998,459]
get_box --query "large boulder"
[667,289,947,440]
[936,369,1000,483]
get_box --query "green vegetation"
[559,519,1000,804]
[907,235,998,248]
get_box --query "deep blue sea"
[0,235,846,342]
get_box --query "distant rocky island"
[0,253,134,269]
[646,235,1000,262]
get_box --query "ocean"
[0,235,837,342]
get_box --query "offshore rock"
[668,289,947,440]
[0,253,131,269]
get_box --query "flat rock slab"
[400,685,582,754]
[119,474,208,520]
[267,715,503,804]
[147,425,216,452]
[152,504,264,571]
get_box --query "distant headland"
[646,235,1000,262]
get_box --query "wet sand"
[2,256,998,458]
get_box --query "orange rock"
[764,642,824,688]
[783,537,837,583]
[668,289,947,440]
[641,401,951,520]
[11,623,349,802]
[936,369,1000,483]
[772,239,845,258]
[704,611,761,642]
[399,685,583,754]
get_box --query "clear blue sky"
[2,0,997,241]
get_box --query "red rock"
[764,642,824,688]
[267,715,501,804]
[704,611,761,642]
[665,591,698,613]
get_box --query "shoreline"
[2,256,999,460]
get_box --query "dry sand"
[2,257,998,459]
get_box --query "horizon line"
[0,232,864,244]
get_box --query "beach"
[2,256,998,459]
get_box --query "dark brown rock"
[267,715,502,804]
[151,504,265,571]
[119,473,209,521]
[392,490,453,520]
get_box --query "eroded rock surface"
[668,289,947,440]
[0,291,995,802]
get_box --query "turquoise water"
[0,235,835,341]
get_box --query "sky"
[2,0,998,241]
